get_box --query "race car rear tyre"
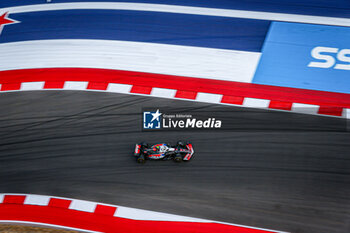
[140,142,149,148]
[137,154,145,163]
[174,154,182,162]
[177,141,185,147]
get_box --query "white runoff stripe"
[196,93,222,103]
[24,194,50,206]
[291,103,319,114]
[0,40,260,83]
[107,83,132,94]
[342,108,350,119]
[69,200,97,213]
[151,88,177,98]
[2,2,350,27]
[20,82,45,91]
[243,98,270,108]
[63,81,88,90]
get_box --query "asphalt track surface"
[0,91,349,233]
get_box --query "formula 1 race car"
[134,142,194,163]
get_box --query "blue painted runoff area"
[1,9,269,52]
[253,22,350,94]
[1,0,350,18]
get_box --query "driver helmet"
[158,145,167,153]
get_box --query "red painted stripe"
[87,82,108,91]
[44,81,65,89]
[3,195,26,204]
[221,95,244,105]
[48,198,71,209]
[1,83,21,91]
[175,90,197,99]
[0,203,276,233]
[0,68,349,109]
[130,85,152,94]
[317,106,343,116]
[268,100,292,111]
[94,204,117,216]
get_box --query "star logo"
[0,12,20,36]
[143,109,162,129]
[150,109,162,122]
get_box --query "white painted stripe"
[2,2,350,27]
[0,40,259,83]
[24,194,50,206]
[0,221,102,233]
[69,200,97,213]
[151,88,177,98]
[291,103,320,114]
[63,81,88,90]
[342,108,350,119]
[20,81,45,90]
[115,206,210,222]
[243,98,270,108]
[107,83,132,93]
[0,194,4,203]
[196,92,222,103]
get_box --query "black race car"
[134,141,194,163]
